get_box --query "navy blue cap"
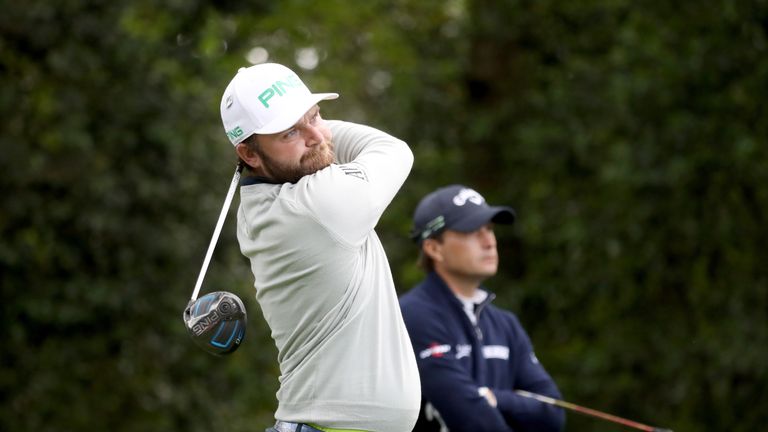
[410,184,516,244]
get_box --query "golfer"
[220,63,420,432]
[400,185,565,431]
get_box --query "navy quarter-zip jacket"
[400,272,565,432]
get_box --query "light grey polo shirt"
[236,120,420,432]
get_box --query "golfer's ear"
[235,142,261,170]
[422,238,443,263]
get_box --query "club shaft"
[190,163,243,302]
[515,390,671,432]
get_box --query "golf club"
[182,162,247,355]
[515,390,673,432]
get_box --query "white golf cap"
[220,63,339,146]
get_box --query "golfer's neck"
[436,269,483,298]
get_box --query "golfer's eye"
[283,129,298,139]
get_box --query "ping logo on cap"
[258,74,304,108]
[226,126,244,141]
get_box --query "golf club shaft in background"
[515,390,673,432]
[190,162,243,302]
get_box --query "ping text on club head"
[192,310,220,336]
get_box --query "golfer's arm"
[308,120,412,244]
[328,119,413,192]
[493,329,565,431]
[494,380,565,432]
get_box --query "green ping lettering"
[258,75,303,108]
[227,126,244,141]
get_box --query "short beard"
[256,141,335,184]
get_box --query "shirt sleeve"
[401,302,514,432]
[292,120,413,246]
[493,314,566,432]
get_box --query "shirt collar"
[240,175,281,186]
[455,290,488,325]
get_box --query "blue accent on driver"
[210,320,240,348]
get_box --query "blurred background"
[2,0,767,431]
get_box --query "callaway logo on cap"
[410,184,516,243]
[220,63,339,146]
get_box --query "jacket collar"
[422,271,496,312]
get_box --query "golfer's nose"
[304,124,324,146]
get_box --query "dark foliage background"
[2,0,766,431]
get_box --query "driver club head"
[183,291,246,356]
